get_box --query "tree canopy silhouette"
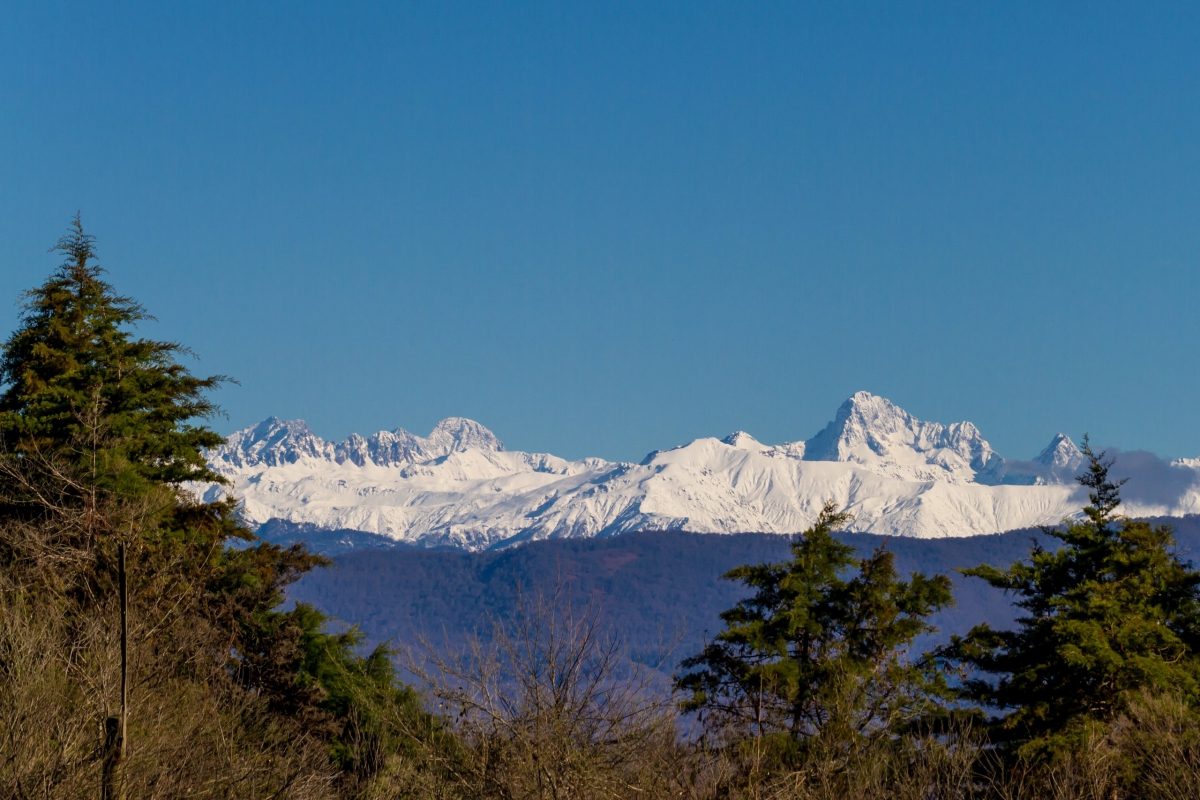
[945,438,1200,756]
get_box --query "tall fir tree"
[945,439,1200,756]
[0,215,225,493]
[0,217,433,789]
[676,501,955,766]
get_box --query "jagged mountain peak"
[1035,433,1083,469]
[426,417,505,453]
[721,431,766,450]
[802,392,1001,483]
[804,392,923,458]
[215,417,329,468]
[985,433,1086,486]
[211,416,502,469]
[247,416,315,439]
[201,395,1200,550]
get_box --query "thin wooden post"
[119,541,128,766]
[101,716,121,800]
[102,543,128,800]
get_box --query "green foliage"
[0,215,226,497]
[676,501,955,764]
[286,602,447,782]
[945,439,1200,756]
[0,217,438,794]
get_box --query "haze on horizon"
[3,2,1199,463]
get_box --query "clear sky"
[2,2,1198,462]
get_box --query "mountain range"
[200,392,1200,550]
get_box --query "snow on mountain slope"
[1036,434,1085,470]
[201,393,1200,550]
[802,392,1003,484]
[214,416,502,469]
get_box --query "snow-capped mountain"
[200,392,1200,550]
[970,432,1088,487]
[801,392,1003,484]
[214,416,502,469]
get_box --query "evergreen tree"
[676,501,955,765]
[0,215,225,493]
[0,217,434,790]
[0,215,245,604]
[945,439,1200,755]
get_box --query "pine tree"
[0,215,247,603]
[945,439,1200,756]
[676,501,955,766]
[0,215,225,494]
[0,217,434,789]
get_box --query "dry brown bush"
[388,580,1200,800]
[402,585,685,800]
[1106,691,1200,800]
[0,573,337,799]
[6,477,1200,800]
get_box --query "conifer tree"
[0,215,225,492]
[676,501,955,765]
[0,217,434,790]
[945,439,1200,755]
[0,215,245,601]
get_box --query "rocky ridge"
[200,392,1200,550]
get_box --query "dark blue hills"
[279,516,1200,671]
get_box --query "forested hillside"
[285,518,1200,670]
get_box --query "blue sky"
[2,2,1199,462]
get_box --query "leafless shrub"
[700,719,980,800]
[0,561,337,798]
[404,583,681,799]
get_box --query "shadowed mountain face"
[282,517,1200,671]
